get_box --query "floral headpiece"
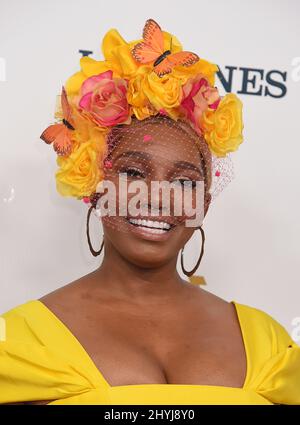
[40,18,244,200]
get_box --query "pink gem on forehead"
[143,134,152,142]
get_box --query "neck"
[90,237,187,305]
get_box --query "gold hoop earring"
[181,226,205,277]
[86,204,104,257]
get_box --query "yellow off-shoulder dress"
[0,299,299,405]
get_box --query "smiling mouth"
[126,218,175,234]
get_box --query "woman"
[0,19,299,405]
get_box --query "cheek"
[170,187,205,224]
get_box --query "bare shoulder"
[38,270,100,318]
[183,283,237,318]
[181,283,244,343]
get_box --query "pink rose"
[78,70,131,127]
[180,76,221,127]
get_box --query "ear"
[204,192,212,218]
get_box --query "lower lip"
[125,219,176,241]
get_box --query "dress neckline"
[29,299,250,391]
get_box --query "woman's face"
[98,121,211,268]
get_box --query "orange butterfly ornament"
[40,86,75,156]
[131,18,199,77]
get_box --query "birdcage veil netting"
[87,114,234,236]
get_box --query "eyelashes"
[117,166,199,188]
[172,179,198,188]
[118,166,146,178]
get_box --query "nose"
[142,180,172,216]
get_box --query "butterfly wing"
[40,124,72,156]
[154,51,200,77]
[153,58,174,77]
[61,86,73,123]
[132,42,162,63]
[40,124,63,144]
[167,51,199,67]
[53,126,73,156]
[143,19,164,54]
[132,18,164,64]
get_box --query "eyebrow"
[113,151,203,175]
[114,151,151,162]
[173,160,203,175]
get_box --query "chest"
[63,304,247,388]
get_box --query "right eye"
[118,167,146,178]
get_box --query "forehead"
[109,121,202,167]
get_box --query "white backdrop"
[0,0,299,339]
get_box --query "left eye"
[172,179,197,188]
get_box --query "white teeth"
[128,218,171,230]
[142,228,166,234]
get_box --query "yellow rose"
[102,29,141,77]
[55,135,107,198]
[141,71,183,119]
[65,30,131,96]
[173,59,219,86]
[201,93,244,157]
[127,67,157,119]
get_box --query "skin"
[20,119,247,404]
